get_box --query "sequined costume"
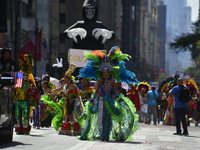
[78,84,138,141]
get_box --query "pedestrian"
[137,82,150,123]
[32,77,43,129]
[169,78,189,136]
[0,47,17,76]
[146,86,159,125]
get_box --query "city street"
[1,122,200,150]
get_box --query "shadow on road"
[0,141,32,148]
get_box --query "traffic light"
[159,68,163,72]
[154,72,157,76]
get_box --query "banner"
[68,49,107,67]
[68,49,92,67]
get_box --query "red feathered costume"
[127,85,140,111]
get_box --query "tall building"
[163,0,192,75]
[121,0,140,72]
[158,1,166,72]
[121,0,160,81]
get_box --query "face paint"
[85,6,95,19]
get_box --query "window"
[60,13,66,23]
[60,0,66,3]
[59,33,65,43]
[22,2,27,18]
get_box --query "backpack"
[175,85,191,102]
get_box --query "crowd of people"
[1,46,200,141]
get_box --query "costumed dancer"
[41,64,84,135]
[137,82,150,123]
[14,54,38,135]
[40,80,54,127]
[42,75,56,90]
[60,64,84,135]
[158,77,175,125]
[184,79,198,125]
[39,75,56,127]
[127,84,141,113]
[77,46,139,142]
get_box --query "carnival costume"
[77,46,139,141]
[158,77,175,125]
[127,84,140,111]
[39,76,55,127]
[41,64,84,135]
[14,54,38,134]
[184,79,198,124]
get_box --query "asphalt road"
[1,122,200,150]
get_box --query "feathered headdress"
[158,77,175,93]
[137,82,150,94]
[19,54,33,75]
[78,46,140,84]
[184,79,198,94]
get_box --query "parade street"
[1,122,200,150]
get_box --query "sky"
[187,0,199,21]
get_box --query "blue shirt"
[170,85,188,108]
[146,90,159,106]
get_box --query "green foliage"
[169,21,200,60]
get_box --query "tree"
[169,21,200,60]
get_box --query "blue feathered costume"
[77,46,139,141]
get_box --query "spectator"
[0,47,17,76]
[138,88,148,123]
[169,78,189,136]
[146,86,159,125]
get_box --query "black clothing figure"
[0,47,17,76]
[64,0,115,50]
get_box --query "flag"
[41,40,49,60]
[28,29,42,61]
[11,72,24,88]
[19,40,35,56]
[28,29,37,45]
